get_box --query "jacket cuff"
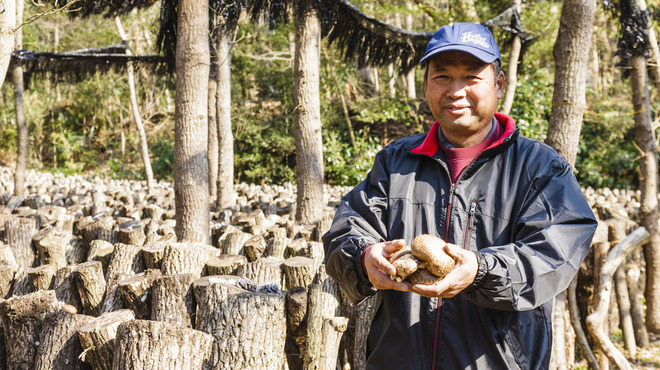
[354,239,376,292]
[464,252,488,293]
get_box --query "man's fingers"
[381,239,405,255]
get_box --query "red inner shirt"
[440,120,504,184]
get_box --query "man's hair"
[423,58,502,82]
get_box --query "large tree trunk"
[208,71,218,200]
[214,26,236,209]
[544,0,597,166]
[629,14,660,332]
[174,0,211,243]
[293,0,324,225]
[0,0,16,88]
[12,0,26,198]
[115,16,155,190]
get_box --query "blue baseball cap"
[419,23,501,65]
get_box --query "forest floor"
[628,333,660,369]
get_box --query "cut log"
[0,261,15,298]
[101,243,145,313]
[285,286,307,369]
[77,309,135,370]
[205,254,247,276]
[319,317,349,370]
[194,276,286,369]
[160,242,220,279]
[150,273,195,328]
[34,235,68,269]
[118,220,146,247]
[219,227,252,255]
[117,269,162,319]
[0,244,18,272]
[625,250,650,348]
[27,264,55,292]
[73,261,107,316]
[339,290,380,370]
[285,238,307,259]
[316,264,341,319]
[5,217,36,269]
[303,284,323,370]
[80,216,118,249]
[112,320,213,370]
[0,290,61,370]
[237,257,284,287]
[266,235,288,259]
[244,235,266,262]
[33,310,94,370]
[54,266,84,314]
[87,240,114,275]
[141,241,166,270]
[67,237,87,265]
[283,256,315,290]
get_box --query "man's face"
[424,50,505,147]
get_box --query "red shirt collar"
[411,112,516,156]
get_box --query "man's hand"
[411,243,478,298]
[363,240,412,292]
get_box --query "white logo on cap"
[460,32,490,48]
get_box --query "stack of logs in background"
[0,167,652,369]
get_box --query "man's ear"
[496,71,505,99]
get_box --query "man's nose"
[447,80,468,98]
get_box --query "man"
[323,22,597,369]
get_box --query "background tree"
[0,0,16,88]
[173,0,211,243]
[293,0,324,225]
[13,0,27,197]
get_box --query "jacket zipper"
[432,159,480,369]
[464,201,477,249]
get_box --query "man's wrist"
[464,252,488,293]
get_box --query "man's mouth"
[445,105,470,115]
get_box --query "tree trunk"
[626,250,650,348]
[403,2,416,99]
[214,26,236,209]
[614,265,636,356]
[0,0,16,88]
[293,0,324,225]
[115,16,154,190]
[208,70,218,200]
[193,276,287,369]
[303,284,323,370]
[550,292,567,370]
[586,227,649,370]
[499,1,521,115]
[544,0,597,166]
[0,290,61,370]
[628,3,660,330]
[34,310,94,370]
[174,0,210,243]
[112,320,213,370]
[12,0,26,198]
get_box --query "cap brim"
[419,45,499,65]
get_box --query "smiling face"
[424,50,505,148]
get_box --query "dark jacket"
[322,113,597,370]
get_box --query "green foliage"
[507,72,552,141]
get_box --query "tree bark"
[614,265,636,356]
[544,0,597,166]
[150,273,195,328]
[586,227,650,370]
[160,242,220,278]
[117,269,162,319]
[626,250,650,348]
[206,254,247,275]
[112,319,213,370]
[34,310,94,370]
[73,261,106,316]
[174,0,210,243]
[5,217,36,269]
[303,284,323,370]
[293,0,324,225]
[628,5,660,330]
[101,243,145,313]
[213,26,236,209]
[237,256,284,287]
[193,276,286,369]
[208,69,218,200]
[0,290,61,370]
[118,220,146,247]
[0,0,16,88]
[27,264,55,292]
[77,309,136,370]
[499,1,521,115]
[283,256,315,290]
[12,0,26,198]
[115,16,154,190]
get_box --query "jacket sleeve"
[322,152,391,303]
[463,156,598,311]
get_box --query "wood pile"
[0,168,357,370]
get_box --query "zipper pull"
[468,201,477,228]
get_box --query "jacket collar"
[411,112,516,157]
